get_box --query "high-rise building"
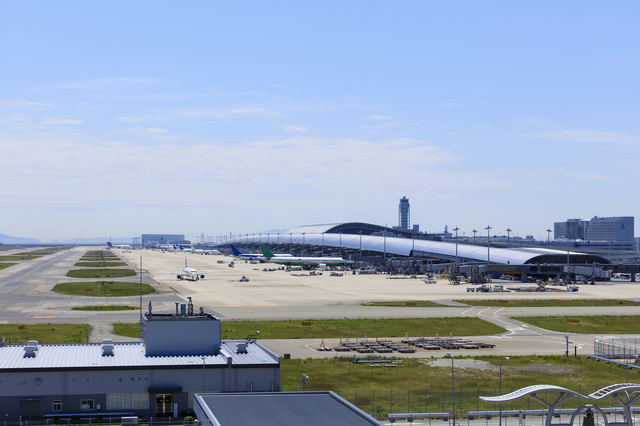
[398,196,410,231]
[553,216,634,242]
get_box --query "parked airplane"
[107,242,131,249]
[162,257,217,280]
[258,243,353,268]
[178,245,221,255]
[229,244,293,259]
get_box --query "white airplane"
[178,245,221,255]
[229,244,292,259]
[107,242,131,249]
[162,257,217,281]
[259,244,353,268]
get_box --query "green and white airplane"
[259,243,353,268]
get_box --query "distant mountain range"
[0,234,133,245]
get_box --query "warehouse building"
[0,301,280,421]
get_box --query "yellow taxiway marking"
[238,305,254,308]
[34,316,55,319]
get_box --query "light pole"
[546,228,552,247]
[202,357,206,392]
[605,227,615,260]
[627,355,638,383]
[339,232,342,256]
[565,335,572,357]
[453,227,460,264]
[302,374,309,392]
[564,226,573,279]
[499,357,510,426]
[358,231,362,256]
[277,233,280,250]
[302,233,306,254]
[506,228,512,248]
[447,352,455,426]
[289,233,292,253]
[472,229,477,245]
[485,226,492,264]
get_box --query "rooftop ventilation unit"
[236,342,248,354]
[24,346,36,358]
[101,339,115,356]
[102,344,114,356]
[26,340,39,349]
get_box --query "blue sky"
[1,1,639,242]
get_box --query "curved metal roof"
[480,385,590,403]
[589,384,640,400]
[229,227,608,265]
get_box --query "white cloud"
[0,99,51,107]
[526,130,640,144]
[118,116,146,123]
[276,124,308,132]
[135,127,168,134]
[229,108,283,118]
[42,118,83,126]
[369,115,394,121]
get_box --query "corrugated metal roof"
[0,341,279,371]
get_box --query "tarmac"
[1,246,640,358]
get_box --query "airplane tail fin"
[259,243,275,258]
[179,245,184,250]
[230,244,242,256]
[107,242,113,247]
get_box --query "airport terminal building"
[0,303,280,421]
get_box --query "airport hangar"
[217,222,618,280]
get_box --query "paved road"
[0,247,182,324]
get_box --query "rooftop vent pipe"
[24,346,36,358]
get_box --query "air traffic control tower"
[399,196,410,231]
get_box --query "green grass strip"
[0,324,89,344]
[113,323,140,337]
[66,269,136,278]
[0,262,18,270]
[72,305,140,311]
[458,299,640,307]
[74,262,127,267]
[111,317,505,340]
[514,315,640,334]
[53,282,154,297]
[0,255,43,261]
[363,301,447,308]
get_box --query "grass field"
[0,324,89,343]
[66,269,136,278]
[111,317,505,340]
[53,282,155,297]
[281,355,637,416]
[0,254,44,261]
[72,305,139,311]
[457,299,640,307]
[514,315,640,334]
[221,317,505,339]
[363,301,448,308]
[113,323,140,337]
[0,263,18,270]
[74,262,128,267]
